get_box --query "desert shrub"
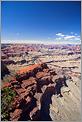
[1,87,16,121]
[15,73,20,79]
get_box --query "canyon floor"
[1,44,81,121]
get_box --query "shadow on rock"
[18,94,37,121]
[39,86,55,121]
[1,61,10,79]
[32,76,68,120]
[55,76,68,97]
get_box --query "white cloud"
[55,37,62,41]
[64,35,80,41]
[56,33,65,37]
[55,32,81,44]
[64,35,75,40]
[56,32,80,41]
[1,32,81,45]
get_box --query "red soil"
[17,63,41,75]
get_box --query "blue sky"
[1,1,81,44]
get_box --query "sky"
[1,1,81,44]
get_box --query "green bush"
[1,87,16,121]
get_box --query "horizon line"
[1,40,81,45]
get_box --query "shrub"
[1,87,16,121]
[15,73,20,79]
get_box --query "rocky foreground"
[1,63,81,121]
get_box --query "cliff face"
[1,61,10,79]
[50,78,81,121]
[1,63,81,121]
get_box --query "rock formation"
[1,62,80,121]
[1,44,81,121]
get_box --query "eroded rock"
[10,109,22,121]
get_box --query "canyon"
[1,44,81,121]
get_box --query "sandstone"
[19,91,29,99]
[11,80,18,84]
[2,82,11,89]
[2,59,15,65]
[31,110,40,121]
[10,109,22,121]
[21,77,36,88]
[30,107,39,119]
[43,68,49,73]
[25,96,31,103]
[52,75,59,83]
[50,104,59,114]
[41,63,48,69]
[15,88,26,95]
[50,71,57,76]
[12,97,20,109]
[1,44,81,121]
[36,71,46,79]
[61,87,70,94]
[17,63,42,75]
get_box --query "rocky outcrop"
[1,63,53,120]
[1,63,81,121]
[2,59,16,65]
[10,109,22,121]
